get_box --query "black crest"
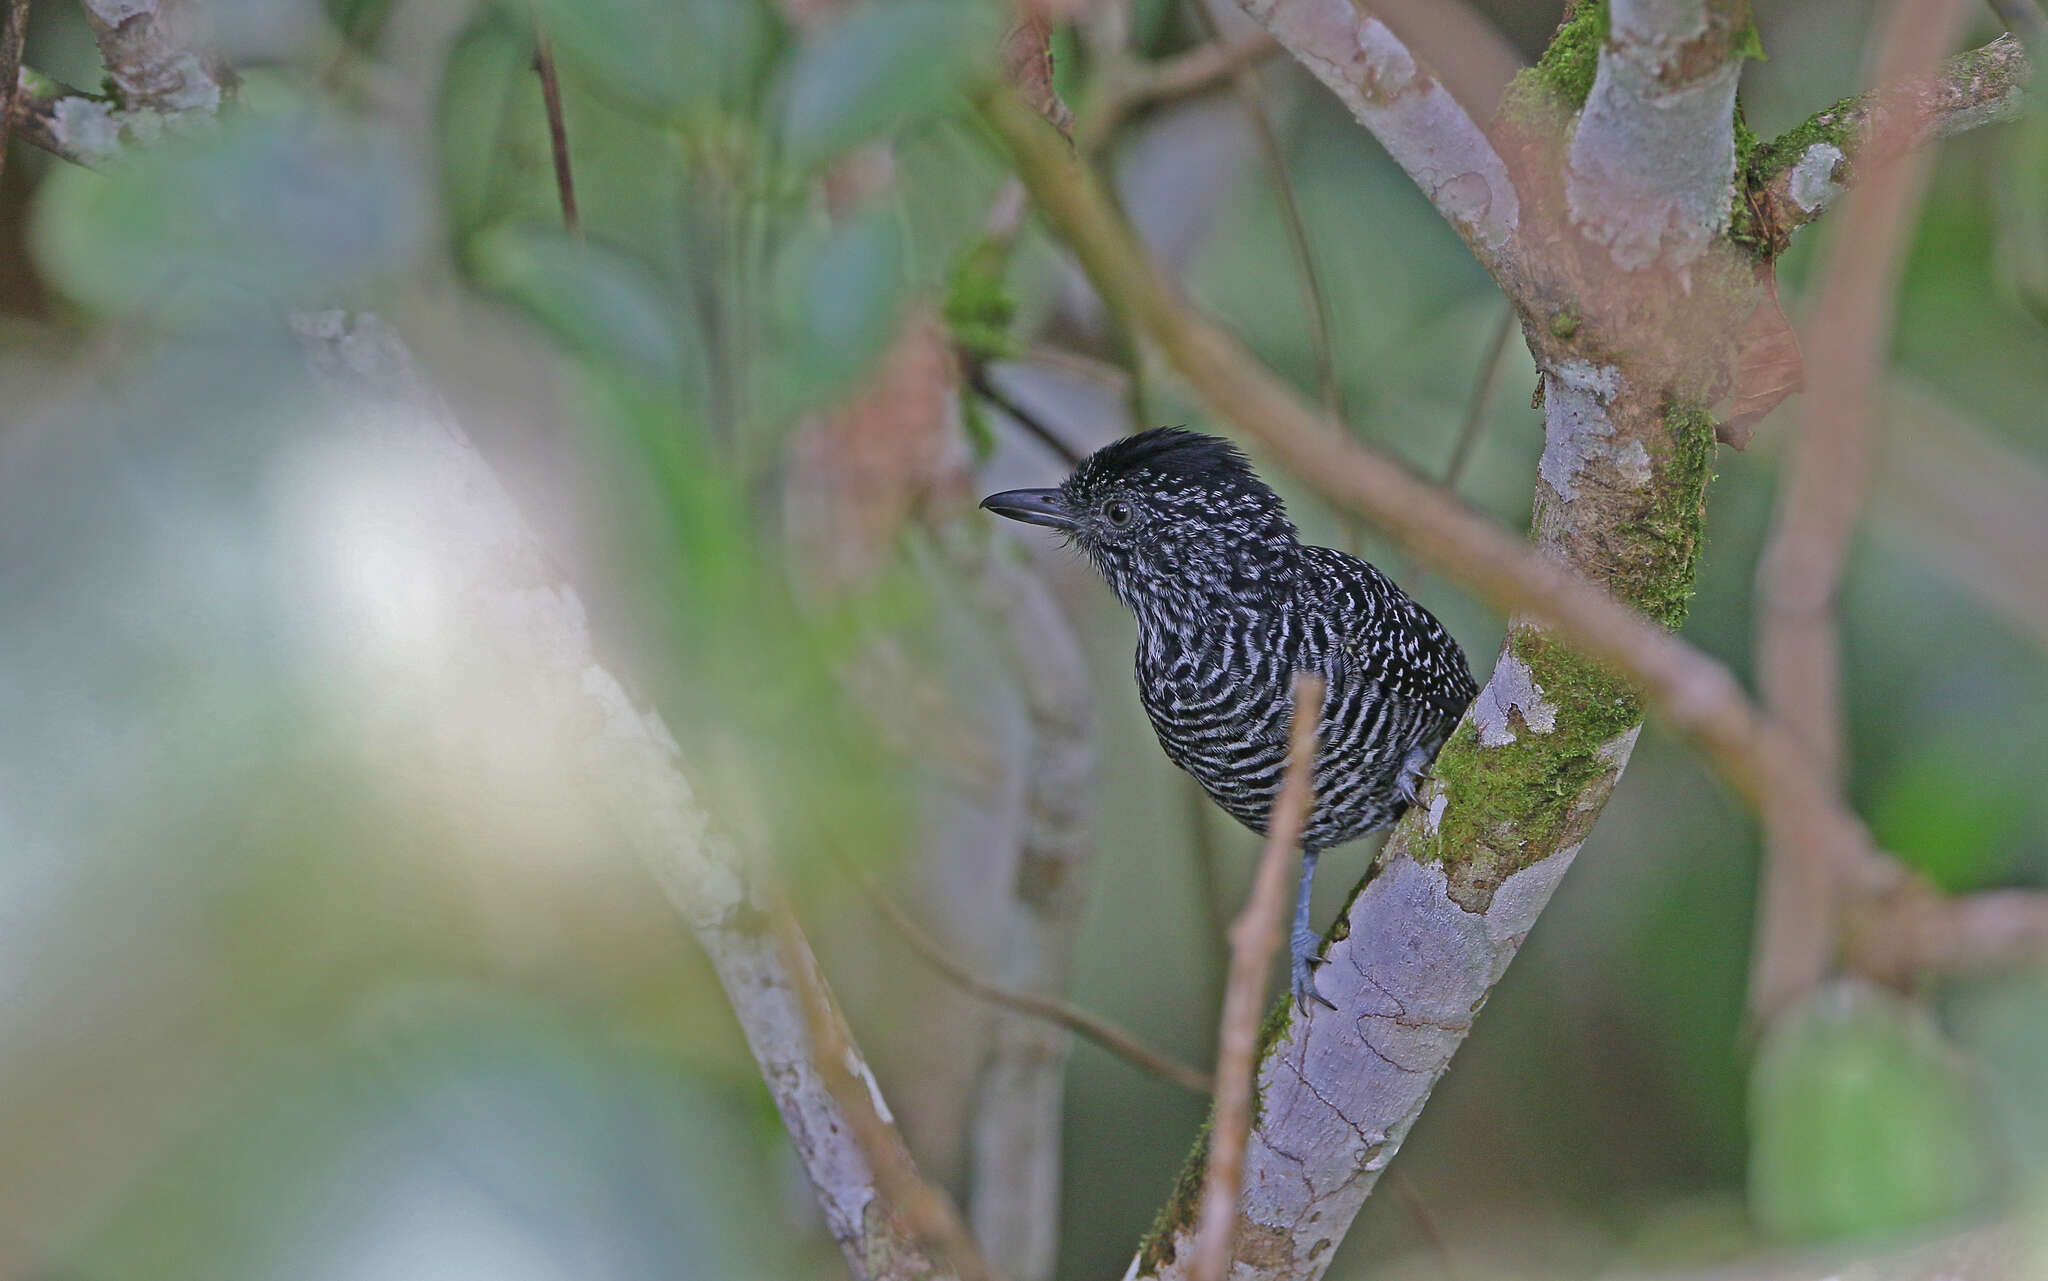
[1073,427,1262,494]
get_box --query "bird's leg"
[1290,850,1337,1012]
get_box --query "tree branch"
[7,0,234,169]
[1233,0,1520,286]
[1847,884,2048,987]
[947,524,1102,1281]
[75,0,228,116]
[1746,34,2031,253]
[776,905,1007,1281]
[1567,0,1750,272]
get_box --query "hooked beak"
[979,488,1078,532]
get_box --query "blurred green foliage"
[528,0,777,119]
[32,109,426,318]
[73,996,780,1281]
[774,1,997,164]
[1749,986,1997,1243]
[469,224,709,389]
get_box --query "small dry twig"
[856,867,1214,1095]
[1188,672,1322,1281]
[528,10,581,239]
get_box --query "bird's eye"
[1105,500,1134,528]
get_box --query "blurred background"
[2,0,2046,1278]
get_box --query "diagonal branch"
[1234,0,1521,287]
[528,10,581,240]
[776,905,1007,1281]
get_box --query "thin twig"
[1189,672,1322,1281]
[969,363,1086,467]
[1075,29,1279,152]
[1443,303,1516,496]
[855,868,1214,1095]
[773,903,1002,1281]
[1748,0,1977,1026]
[1399,300,1517,587]
[1385,1168,1464,1281]
[529,10,581,239]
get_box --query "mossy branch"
[1738,33,2030,257]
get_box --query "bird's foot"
[1394,742,1437,807]
[1290,925,1336,1013]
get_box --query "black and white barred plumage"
[982,428,1477,1009]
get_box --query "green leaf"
[777,0,995,165]
[468,224,705,390]
[525,0,775,119]
[1749,985,1996,1243]
[942,236,1019,360]
[31,110,427,319]
[1871,737,2028,893]
[769,210,909,403]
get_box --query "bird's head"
[980,428,1299,623]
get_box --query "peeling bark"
[10,0,231,167]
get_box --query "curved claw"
[1290,927,1337,1013]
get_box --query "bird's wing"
[1298,546,1478,725]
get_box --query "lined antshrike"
[983,428,1477,1009]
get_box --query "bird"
[981,428,1477,1011]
